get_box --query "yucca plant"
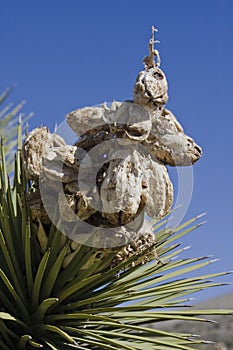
[0,87,32,173]
[0,119,232,350]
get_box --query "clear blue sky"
[1,0,233,301]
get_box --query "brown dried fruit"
[67,102,152,142]
[23,126,66,180]
[134,66,168,109]
[100,151,144,225]
[143,109,202,165]
[42,146,79,182]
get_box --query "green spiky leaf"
[0,87,32,173]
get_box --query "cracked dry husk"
[23,126,66,180]
[134,66,169,109]
[23,27,202,271]
[142,108,202,166]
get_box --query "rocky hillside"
[149,292,233,349]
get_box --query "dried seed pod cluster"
[23,26,202,269]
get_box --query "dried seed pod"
[112,102,151,142]
[42,146,79,183]
[141,155,173,218]
[100,150,173,225]
[66,105,107,137]
[143,109,202,166]
[100,151,143,226]
[44,145,79,168]
[153,108,183,134]
[153,133,202,166]
[23,126,66,180]
[134,66,168,109]
[69,101,152,148]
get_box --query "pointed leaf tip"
[196,220,207,228]
[183,246,191,251]
[210,258,221,263]
[196,212,207,219]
